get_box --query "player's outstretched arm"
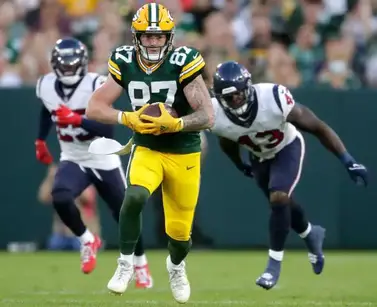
[218,137,253,178]
[218,137,243,168]
[182,74,215,131]
[37,105,53,141]
[35,105,54,165]
[287,103,368,186]
[55,104,113,138]
[86,74,123,125]
[287,103,347,156]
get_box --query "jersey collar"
[136,53,165,75]
[54,77,83,102]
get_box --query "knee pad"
[166,220,191,241]
[122,185,150,215]
[269,191,290,206]
[126,185,149,203]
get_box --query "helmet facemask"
[132,30,174,63]
[54,56,86,85]
[51,43,88,86]
[218,80,255,121]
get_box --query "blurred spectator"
[88,1,124,73]
[0,1,23,87]
[317,35,362,89]
[365,56,377,87]
[0,29,23,87]
[19,0,71,84]
[38,164,100,251]
[58,0,98,18]
[243,3,272,83]
[289,24,323,84]
[203,10,239,84]
[0,1,17,29]
[342,1,373,82]
[267,42,302,88]
[0,0,376,88]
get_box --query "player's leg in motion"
[51,161,101,274]
[162,151,201,304]
[289,198,325,274]
[107,146,162,294]
[282,136,326,275]
[254,135,325,290]
[90,166,153,289]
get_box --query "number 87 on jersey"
[108,44,205,111]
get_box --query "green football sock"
[168,236,192,265]
[119,185,150,255]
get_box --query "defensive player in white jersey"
[34,38,153,288]
[210,61,368,290]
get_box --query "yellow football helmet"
[131,2,175,63]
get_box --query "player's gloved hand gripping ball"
[139,103,182,135]
[118,104,151,133]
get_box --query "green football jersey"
[108,45,205,154]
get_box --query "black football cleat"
[305,225,326,274]
[256,257,281,290]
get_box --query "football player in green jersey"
[86,2,214,303]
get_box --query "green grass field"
[0,250,375,307]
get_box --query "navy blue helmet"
[213,61,255,126]
[50,37,88,86]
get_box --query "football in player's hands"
[140,103,178,123]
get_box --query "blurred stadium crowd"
[2,0,377,89]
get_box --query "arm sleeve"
[36,76,53,140]
[80,119,114,138]
[37,105,53,140]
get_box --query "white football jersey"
[211,83,301,160]
[37,72,121,170]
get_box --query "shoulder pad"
[170,46,205,85]
[36,73,55,99]
[108,45,135,84]
[36,76,44,98]
[96,75,107,87]
[87,73,107,91]
[275,84,296,118]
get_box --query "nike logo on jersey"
[186,166,195,170]
[193,52,199,59]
